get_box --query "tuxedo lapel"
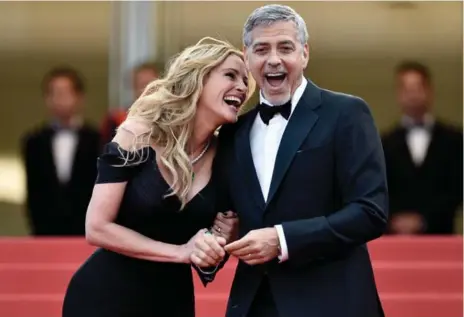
[396,129,416,169]
[266,80,322,207]
[234,108,266,209]
[417,124,440,171]
[69,127,85,183]
[42,128,60,184]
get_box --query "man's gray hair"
[243,4,309,47]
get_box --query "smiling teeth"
[266,73,285,77]
[224,96,241,103]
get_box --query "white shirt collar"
[259,76,307,115]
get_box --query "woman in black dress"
[62,37,252,317]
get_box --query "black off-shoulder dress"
[62,142,221,317]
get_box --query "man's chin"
[260,80,287,99]
[262,92,291,106]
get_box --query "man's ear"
[302,43,309,69]
[243,46,250,71]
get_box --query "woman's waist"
[73,248,194,298]
[91,247,192,276]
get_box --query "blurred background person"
[100,62,159,145]
[382,61,463,235]
[21,67,101,236]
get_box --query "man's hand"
[211,211,239,243]
[190,229,227,268]
[224,228,280,265]
[390,211,425,235]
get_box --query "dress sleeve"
[96,142,153,184]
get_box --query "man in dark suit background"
[192,4,388,317]
[382,61,462,235]
[21,67,100,236]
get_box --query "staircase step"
[0,293,461,317]
[1,236,462,262]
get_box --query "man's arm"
[281,97,388,266]
[21,135,47,235]
[426,129,463,233]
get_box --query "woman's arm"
[85,119,200,264]
[85,182,193,263]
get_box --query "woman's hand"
[211,211,239,243]
[184,229,226,267]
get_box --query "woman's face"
[197,54,249,125]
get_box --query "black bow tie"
[257,100,292,125]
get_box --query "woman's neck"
[189,117,217,157]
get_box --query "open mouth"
[223,95,244,112]
[265,72,287,88]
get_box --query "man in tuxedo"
[21,67,100,236]
[382,61,462,234]
[192,4,388,317]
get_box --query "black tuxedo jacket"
[21,123,101,236]
[382,121,462,234]
[214,80,388,317]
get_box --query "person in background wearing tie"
[21,67,101,236]
[192,4,388,317]
[382,61,463,235]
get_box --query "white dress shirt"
[249,77,307,262]
[51,117,82,184]
[401,114,434,166]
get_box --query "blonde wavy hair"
[120,37,254,209]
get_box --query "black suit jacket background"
[21,123,101,235]
[382,121,463,234]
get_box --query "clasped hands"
[188,211,281,267]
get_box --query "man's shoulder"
[435,120,462,138]
[81,121,101,138]
[22,123,49,143]
[21,124,52,156]
[320,87,367,109]
[316,86,371,120]
[431,121,462,152]
[380,124,404,150]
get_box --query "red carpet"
[0,236,462,317]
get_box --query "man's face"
[244,21,309,105]
[396,71,431,118]
[45,76,82,120]
[133,68,158,99]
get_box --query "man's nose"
[267,51,281,67]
